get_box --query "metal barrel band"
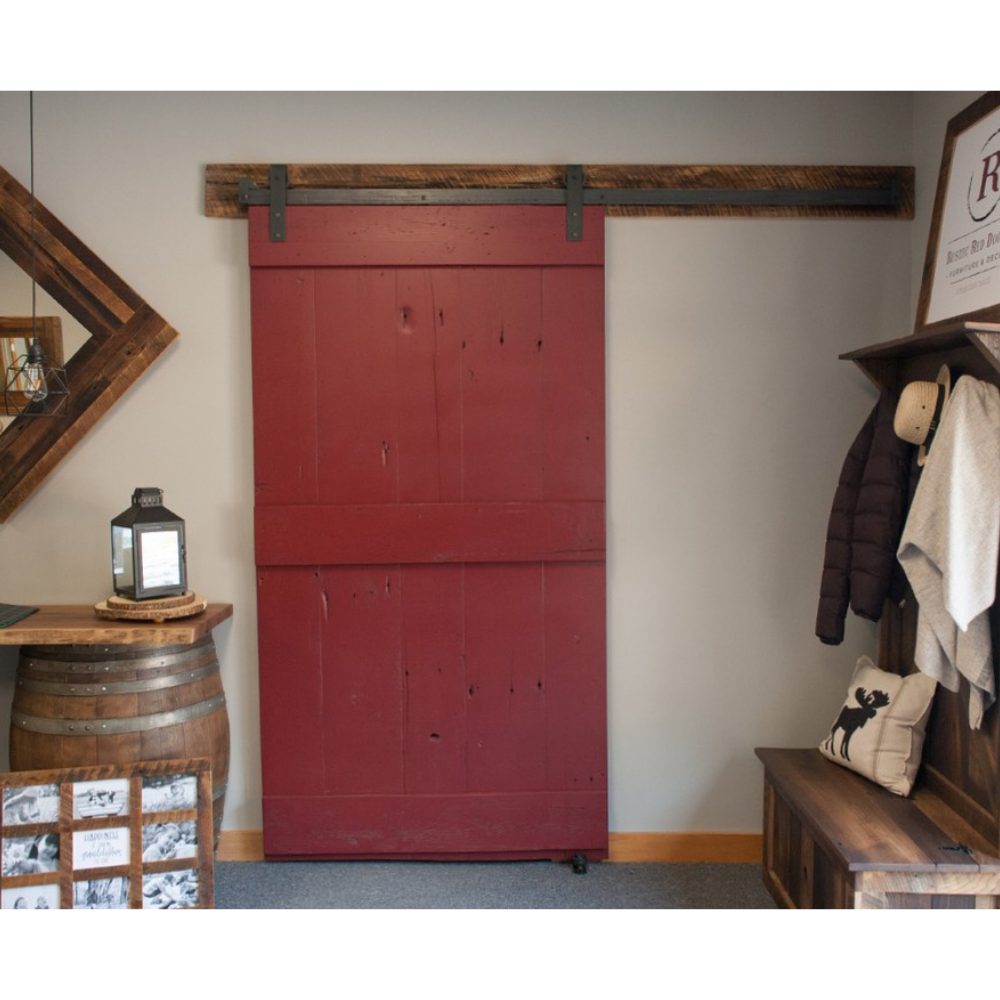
[14,660,220,697]
[20,645,215,676]
[24,636,212,657]
[12,694,227,736]
[20,646,216,676]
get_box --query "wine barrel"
[9,636,230,843]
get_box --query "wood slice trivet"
[94,592,208,622]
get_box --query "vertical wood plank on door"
[257,566,326,798]
[401,564,468,793]
[250,268,319,505]
[322,565,405,794]
[544,562,608,791]
[394,269,448,503]
[540,266,606,500]
[428,268,467,502]
[457,268,546,502]
[315,268,400,506]
[465,563,548,792]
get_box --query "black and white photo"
[142,820,198,862]
[141,773,197,813]
[142,869,199,909]
[72,778,128,819]
[2,883,60,910]
[73,877,129,910]
[2,784,60,825]
[1,832,60,875]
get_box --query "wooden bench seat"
[756,747,1000,908]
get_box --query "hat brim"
[916,365,952,467]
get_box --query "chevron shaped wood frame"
[0,163,179,521]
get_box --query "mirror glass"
[0,254,89,429]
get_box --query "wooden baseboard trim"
[608,832,762,864]
[217,830,264,862]
[216,830,763,864]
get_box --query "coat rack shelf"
[840,320,1000,392]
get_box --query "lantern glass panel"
[111,524,135,593]
[136,526,184,592]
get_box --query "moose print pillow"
[819,656,937,796]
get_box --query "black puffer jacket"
[815,390,913,645]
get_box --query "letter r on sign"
[978,152,1000,202]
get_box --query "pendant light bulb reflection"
[22,341,48,402]
[2,92,69,419]
[4,339,67,416]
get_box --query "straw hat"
[893,365,952,466]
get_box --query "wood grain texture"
[9,637,230,838]
[247,204,605,267]
[252,206,607,860]
[758,749,1000,871]
[216,829,264,861]
[0,603,233,646]
[261,791,608,860]
[206,163,914,219]
[607,832,762,863]
[758,748,1000,909]
[0,164,181,522]
[255,502,605,565]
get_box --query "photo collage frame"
[1,758,214,910]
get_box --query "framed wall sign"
[0,758,213,909]
[917,91,1000,331]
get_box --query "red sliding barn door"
[249,204,606,860]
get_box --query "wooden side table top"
[0,603,233,647]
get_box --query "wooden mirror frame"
[0,163,178,522]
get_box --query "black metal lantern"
[111,488,187,601]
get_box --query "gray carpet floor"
[214,860,775,909]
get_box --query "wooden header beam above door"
[205,164,914,222]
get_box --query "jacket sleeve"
[848,391,913,622]
[815,399,877,645]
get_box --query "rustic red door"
[249,204,607,860]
